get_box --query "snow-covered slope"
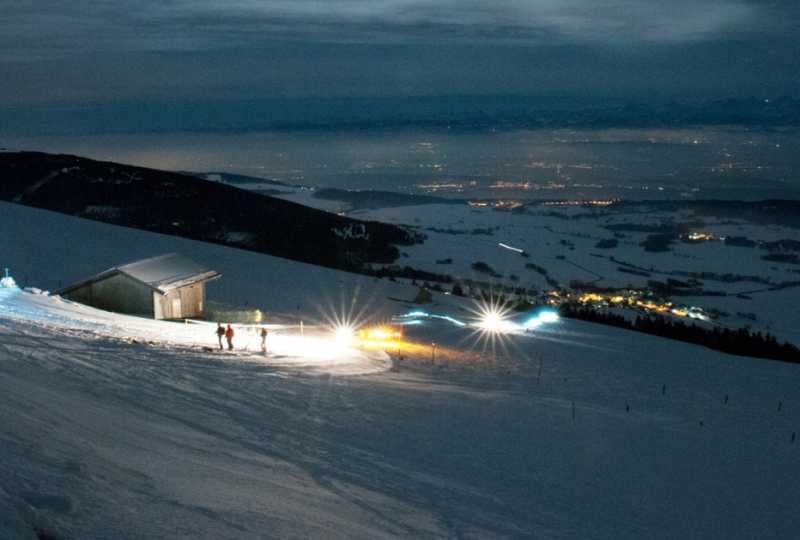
[0,200,416,321]
[2,202,800,539]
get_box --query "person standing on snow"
[216,323,225,350]
[260,327,269,354]
[225,324,235,351]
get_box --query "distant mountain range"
[259,96,800,132]
[0,152,418,271]
[2,96,799,136]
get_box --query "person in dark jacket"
[260,327,269,354]
[216,323,225,350]
[225,324,235,351]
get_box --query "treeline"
[561,305,800,363]
[369,265,453,284]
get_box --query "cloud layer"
[0,1,798,106]
[0,0,778,58]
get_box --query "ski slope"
[0,287,391,376]
[2,202,800,539]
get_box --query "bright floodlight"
[335,325,355,346]
[469,296,520,334]
[478,309,519,333]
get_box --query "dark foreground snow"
[2,288,800,538]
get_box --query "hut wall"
[64,273,154,317]
[154,282,205,320]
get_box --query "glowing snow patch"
[524,317,542,329]
[524,310,560,329]
[395,311,466,327]
[538,311,560,324]
[0,276,18,289]
[433,315,467,327]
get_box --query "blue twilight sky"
[1,1,798,112]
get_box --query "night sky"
[2,1,798,113]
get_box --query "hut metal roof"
[58,253,220,295]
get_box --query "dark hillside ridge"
[0,152,418,271]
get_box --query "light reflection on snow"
[0,290,390,376]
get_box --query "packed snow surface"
[2,202,800,539]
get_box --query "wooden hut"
[57,254,220,320]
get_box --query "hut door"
[172,297,182,319]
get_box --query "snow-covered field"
[3,202,800,539]
[348,203,800,293]
[276,193,800,344]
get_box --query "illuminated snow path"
[0,288,390,376]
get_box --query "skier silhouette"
[225,324,235,351]
[260,327,269,354]
[216,324,225,350]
